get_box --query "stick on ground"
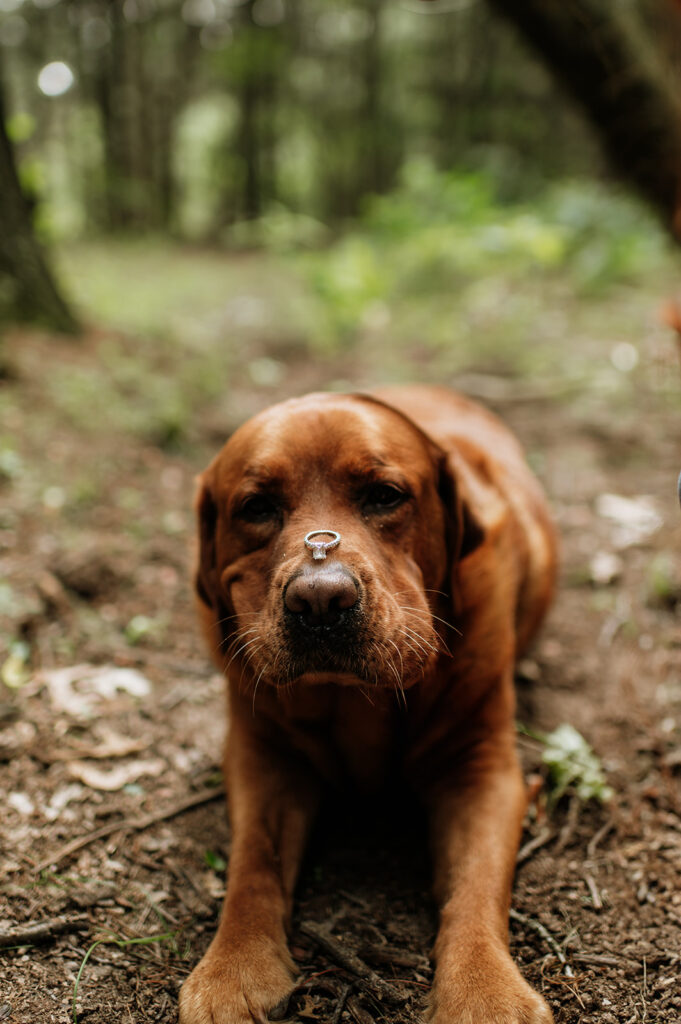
[299,921,408,1006]
[33,785,224,874]
[517,827,556,865]
[0,914,90,949]
[509,909,574,978]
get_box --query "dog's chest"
[332,690,403,792]
[279,687,403,793]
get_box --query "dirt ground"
[1,320,681,1024]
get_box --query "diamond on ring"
[304,530,341,560]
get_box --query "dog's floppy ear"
[437,449,486,564]
[195,475,218,608]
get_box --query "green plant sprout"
[519,722,613,807]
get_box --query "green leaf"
[542,723,613,806]
[204,849,227,872]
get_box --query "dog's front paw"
[179,938,295,1024]
[428,948,553,1024]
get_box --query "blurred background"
[2,0,681,378]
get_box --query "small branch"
[554,796,580,855]
[34,785,224,874]
[331,983,351,1024]
[586,816,615,858]
[0,914,90,949]
[359,944,430,972]
[571,953,634,970]
[583,871,603,911]
[299,921,407,1006]
[509,909,573,977]
[516,827,556,865]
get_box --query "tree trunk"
[484,0,681,238]
[0,78,78,333]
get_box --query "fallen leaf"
[44,784,85,821]
[41,664,152,719]
[70,725,151,759]
[67,758,165,791]
[297,995,322,1021]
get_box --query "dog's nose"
[284,563,359,628]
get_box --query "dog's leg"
[424,705,553,1023]
[179,702,319,1024]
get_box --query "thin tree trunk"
[485,0,681,238]
[0,78,78,333]
[362,0,384,194]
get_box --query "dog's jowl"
[179,386,557,1024]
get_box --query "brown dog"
[179,386,557,1024]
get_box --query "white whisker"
[399,604,461,636]
[402,626,437,656]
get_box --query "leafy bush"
[285,160,671,347]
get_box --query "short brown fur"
[179,386,557,1024]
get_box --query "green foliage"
[124,615,156,645]
[45,361,194,450]
[227,204,329,252]
[204,849,227,872]
[545,183,670,292]
[289,160,671,352]
[6,112,36,144]
[541,723,613,807]
[303,235,388,341]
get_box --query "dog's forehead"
[212,394,435,487]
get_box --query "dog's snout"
[284,563,359,628]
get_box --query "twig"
[299,921,407,1006]
[583,872,603,911]
[571,953,632,970]
[359,944,431,972]
[516,827,555,865]
[331,983,351,1024]
[0,914,90,949]
[509,909,573,978]
[554,796,580,855]
[586,816,615,858]
[34,785,224,874]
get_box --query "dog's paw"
[178,939,295,1024]
[428,949,553,1024]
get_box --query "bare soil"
[1,325,680,1024]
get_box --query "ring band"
[304,530,341,560]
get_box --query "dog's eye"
[238,494,279,523]
[363,483,407,512]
